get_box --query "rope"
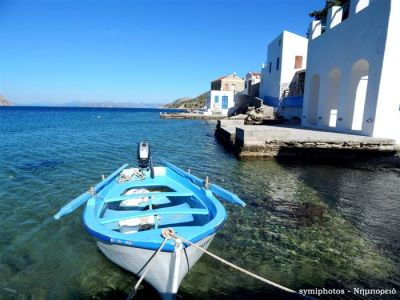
[126,228,313,299]
[126,230,171,300]
[166,228,301,296]
[117,169,145,184]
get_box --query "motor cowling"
[137,141,150,169]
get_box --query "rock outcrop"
[244,106,275,124]
[0,95,14,106]
[163,92,207,109]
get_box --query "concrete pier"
[216,120,399,159]
[160,112,229,120]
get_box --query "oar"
[208,182,245,207]
[160,160,246,207]
[54,163,128,220]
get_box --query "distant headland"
[0,98,165,108]
[163,92,207,109]
[0,94,207,109]
[0,95,14,106]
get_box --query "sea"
[0,106,399,300]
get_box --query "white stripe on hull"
[97,234,215,300]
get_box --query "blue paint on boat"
[54,160,244,252]
[161,160,246,207]
[54,164,128,220]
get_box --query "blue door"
[222,96,229,109]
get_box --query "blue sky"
[0,0,324,105]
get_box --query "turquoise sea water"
[0,106,399,300]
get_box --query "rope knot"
[161,228,176,239]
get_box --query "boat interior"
[97,170,213,234]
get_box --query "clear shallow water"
[0,107,399,299]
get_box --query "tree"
[309,0,350,25]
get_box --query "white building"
[243,72,261,97]
[207,90,235,115]
[206,73,244,115]
[259,30,308,118]
[302,0,400,144]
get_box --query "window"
[268,62,272,73]
[295,56,303,69]
[276,57,280,71]
[278,39,281,46]
[222,96,229,109]
[245,81,248,88]
[214,95,219,103]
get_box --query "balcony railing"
[280,81,304,99]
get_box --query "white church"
[301,0,400,144]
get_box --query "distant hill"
[55,101,165,108]
[0,95,14,106]
[163,92,208,109]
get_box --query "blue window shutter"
[214,95,219,103]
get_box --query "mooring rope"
[126,232,170,300]
[127,228,313,299]
[165,228,303,297]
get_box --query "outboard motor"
[137,141,151,170]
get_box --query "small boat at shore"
[54,142,245,299]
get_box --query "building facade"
[259,30,308,119]
[243,72,261,97]
[302,0,400,143]
[206,73,244,115]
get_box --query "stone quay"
[215,120,399,159]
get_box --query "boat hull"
[96,234,215,300]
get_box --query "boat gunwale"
[83,166,227,252]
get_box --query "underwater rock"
[17,159,62,171]
[261,199,326,226]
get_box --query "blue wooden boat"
[54,142,245,299]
